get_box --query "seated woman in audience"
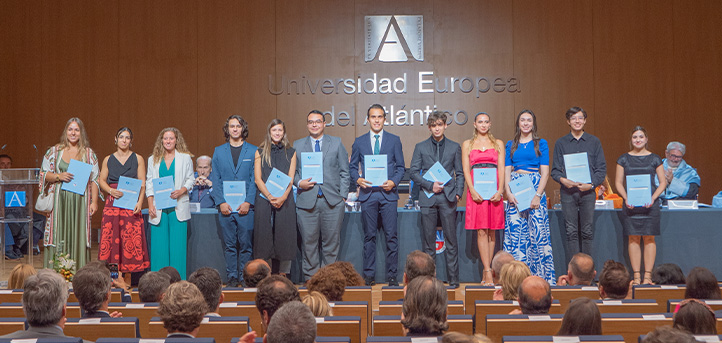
[673,299,718,335]
[157,281,207,338]
[328,261,365,287]
[7,264,36,289]
[493,260,531,300]
[442,332,492,343]
[306,265,345,302]
[402,276,448,337]
[302,291,333,317]
[684,267,721,300]
[556,297,602,336]
[651,263,685,285]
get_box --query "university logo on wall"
[365,15,423,62]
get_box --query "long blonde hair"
[258,119,290,167]
[468,112,501,152]
[57,117,91,160]
[151,127,194,164]
[8,264,37,289]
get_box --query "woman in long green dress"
[40,117,100,269]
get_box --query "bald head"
[518,276,552,314]
[243,259,271,287]
[491,251,514,284]
[568,253,596,285]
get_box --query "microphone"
[32,144,39,168]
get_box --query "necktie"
[374,134,380,155]
[315,139,323,197]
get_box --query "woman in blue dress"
[503,109,555,284]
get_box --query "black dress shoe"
[388,277,399,287]
[364,277,376,286]
[226,277,239,287]
[449,281,460,289]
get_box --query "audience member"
[243,259,271,287]
[401,276,448,337]
[0,270,87,342]
[684,267,722,300]
[159,266,182,283]
[494,260,531,300]
[651,263,686,285]
[302,291,333,317]
[72,264,121,318]
[188,267,224,316]
[673,299,718,335]
[255,275,301,330]
[441,332,493,343]
[556,297,602,335]
[557,253,596,286]
[328,261,365,287]
[7,263,36,289]
[642,326,696,343]
[158,281,208,338]
[598,260,631,300]
[404,250,436,285]
[138,271,171,302]
[491,251,514,285]
[266,301,316,343]
[517,276,553,314]
[306,265,345,302]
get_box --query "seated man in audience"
[72,264,122,318]
[138,271,171,302]
[158,281,208,338]
[513,276,553,315]
[658,141,700,202]
[491,251,515,285]
[643,326,696,343]
[404,250,436,284]
[402,275,448,337]
[189,155,216,208]
[306,265,346,302]
[159,266,182,283]
[188,267,224,317]
[255,275,301,330]
[0,270,89,342]
[557,252,596,286]
[265,301,317,343]
[243,259,271,287]
[598,260,632,300]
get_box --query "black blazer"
[409,136,464,206]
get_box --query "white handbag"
[35,147,58,213]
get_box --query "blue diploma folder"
[152,176,176,210]
[509,174,535,212]
[422,161,452,198]
[563,152,592,184]
[265,168,292,198]
[61,159,93,195]
[626,174,652,206]
[472,168,497,200]
[301,152,323,184]
[223,181,246,212]
[113,176,142,210]
[364,155,388,187]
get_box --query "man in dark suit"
[210,115,258,287]
[189,155,216,208]
[294,110,350,281]
[409,111,464,288]
[72,264,122,318]
[350,104,405,286]
[158,281,207,338]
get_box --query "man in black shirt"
[551,107,606,262]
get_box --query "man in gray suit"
[294,110,350,281]
[409,111,464,288]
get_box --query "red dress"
[465,149,505,230]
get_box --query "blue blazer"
[350,131,405,202]
[210,142,258,207]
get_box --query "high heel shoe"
[643,271,653,285]
[632,271,641,285]
[482,269,494,286]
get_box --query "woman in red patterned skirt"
[98,127,150,283]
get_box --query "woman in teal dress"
[146,127,195,279]
[40,117,100,269]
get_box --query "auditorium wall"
[2,0,720,223]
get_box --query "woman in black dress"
[614,126,667,285]
[253,119,297,277]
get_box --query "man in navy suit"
[350,104,405,286]
[210,115,258,287]
[189,155,216,208]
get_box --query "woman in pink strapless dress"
[462,112,506,285]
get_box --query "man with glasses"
[293,110,350,282]
[658,141,700,203]
[551,106,606,263]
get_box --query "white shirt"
[369,130,384,152]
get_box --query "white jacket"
[146,151,194,225]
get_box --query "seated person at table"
[302,291,333,317]
[159,266,182,284]
[493,260,531,300]
[403,250,436,296]
[402,276,448,337]
[658,141,700,202]
[72,264,122,318]
[189,267,224,317]
[0,270,89,342]
[684,267,722,300]
[189,155,215,208]
[328,261,365,287]
[138,271,171,302]
[306,265,345,302]
[255,275,301,330]
[673,299,717,335]
[643,326,696,343]
[491,250,514,285]
[513,276,553,315]
[651,263,685,285]
[266,301,316,343]
[557,252,596,286]
[556,297,602,335]
[243,259,271,287]
[158,281,208,338]
[598,260,632,300]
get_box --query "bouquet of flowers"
[51,252,76,282]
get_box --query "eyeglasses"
[668,154,683,159]
[307,120,324,125]
[569,116,585,122]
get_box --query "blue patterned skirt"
[503,171,556,285]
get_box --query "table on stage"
[143,207,722,283]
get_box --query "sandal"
[632,271,641,285]
[643,271,653,285]
[482,269,494,286]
